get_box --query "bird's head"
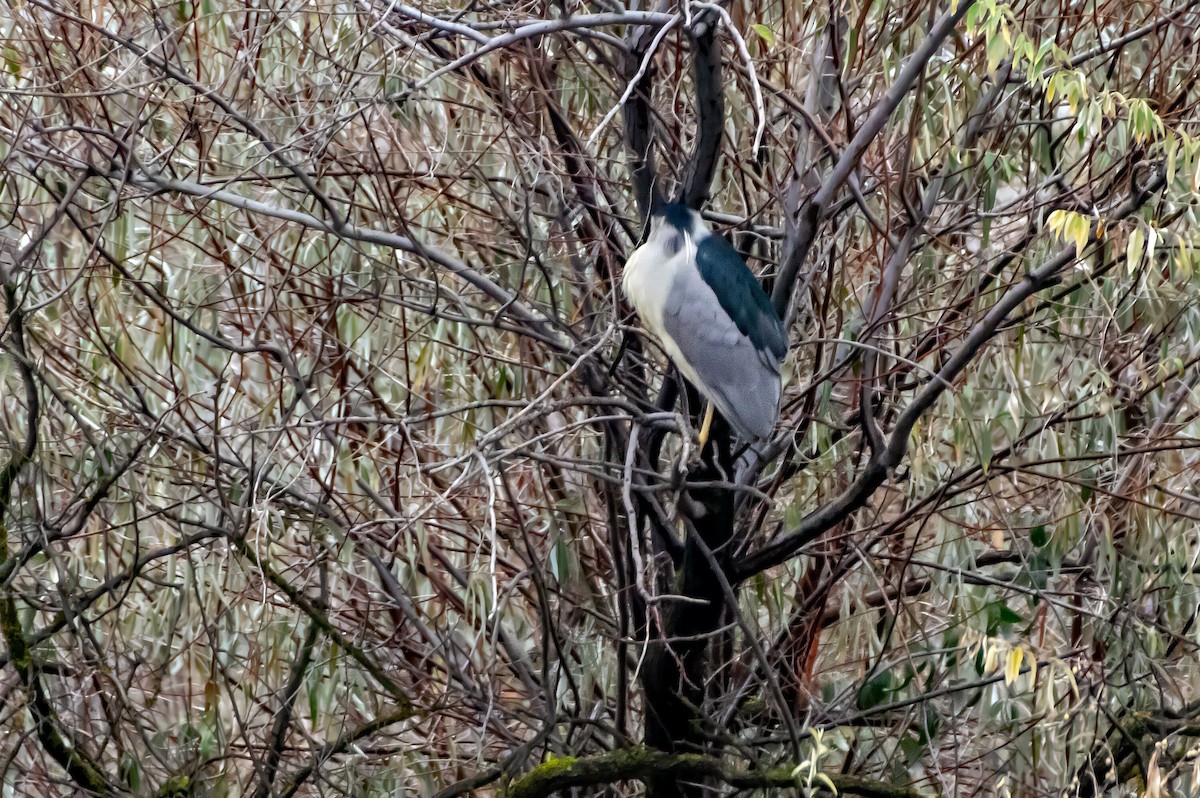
[645,203,707,257]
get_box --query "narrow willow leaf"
[1127,226,1145,273]
[751,23,776,48]
[1005,647,1024,686]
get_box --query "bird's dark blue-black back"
[695,233,787,359]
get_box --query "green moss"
[156,774,191,797]
[504,755,580,798]
[532,755,579,776]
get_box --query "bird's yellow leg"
[698,403,715,448]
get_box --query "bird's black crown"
[657,203,694,232]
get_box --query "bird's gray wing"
[695,233,787,361]
[660,268,782,440]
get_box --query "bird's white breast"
[622,232,696,340]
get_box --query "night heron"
[622,204,787,445]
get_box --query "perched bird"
[622,204,787,444]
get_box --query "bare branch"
[772,1,976,318]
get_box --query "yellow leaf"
[1046,209,1068,236]
[1005,647,1024,686]
[1047,210,1094,258]
[1165,135,1179,184]
[1127,226,1145,273]
[1070,216,1089,257]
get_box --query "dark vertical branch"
[678,15,725,209]
[642,416,737,798]
[623,23,666,220]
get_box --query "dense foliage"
[1,0,1199,795]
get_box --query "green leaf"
[856,671,895,710]
[751,23,776,48]
[899,734,924,764]
[986,602,1023,634]
[998,605,1023,624]
[2,47,20,76]
[120,754,141,793]
[986,33,1009,73]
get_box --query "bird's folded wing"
[661,272,782,440]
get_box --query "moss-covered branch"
[503,746,925,798]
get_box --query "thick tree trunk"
[641,414,736,798]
